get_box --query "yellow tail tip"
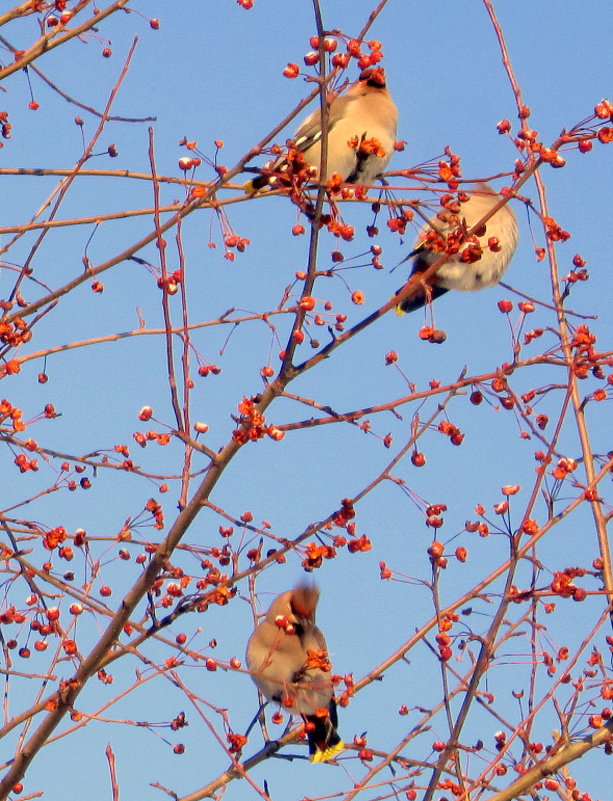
[242,179,258,196]
[309,739,345,764]
[242,179,272,196]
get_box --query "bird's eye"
[293,623,304,636]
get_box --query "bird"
[395,182,519,313]
[246,584,344,763]
[246,66,398,193]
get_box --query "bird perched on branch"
[246,584,344,763]
[395,182,519,313]
[246,67,398,193]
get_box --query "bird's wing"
[308,624,329,653]
[292,94,356,153]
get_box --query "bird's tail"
[394,247,450,314]
[395,284,449,314]
[242,175,271,195]
[304,699,344,763]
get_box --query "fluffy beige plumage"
[246,584,343,763]
[247,67,397,192]
[396,182,519,313]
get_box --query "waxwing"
[246,584,344,763]
[396,182,519,313]
[247,67,398,192]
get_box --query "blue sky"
[0,2,611,800]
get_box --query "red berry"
[427,541,444,558]
[411,451,426,467]
[439,645,452,661]
[282,63,299,79]
[455,546,468,562]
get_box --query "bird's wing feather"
[292,94,356,153]
[309,625,328,652]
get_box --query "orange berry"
[427,541,444,558]
[299,296,316,311]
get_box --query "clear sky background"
[0,2,611,800]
